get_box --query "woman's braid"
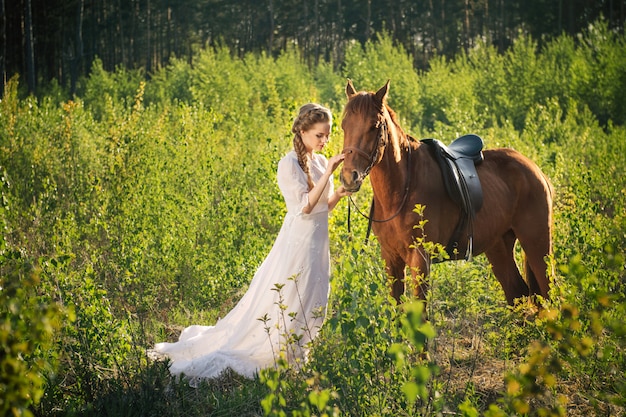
[291,103,332,190]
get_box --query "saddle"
[421,134,484,260]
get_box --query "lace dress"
[153,151,333,384]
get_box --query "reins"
[344,116,412,244]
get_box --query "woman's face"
[300,122,331,154]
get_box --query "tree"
[70,0,85,95]
[2,0,625,90]
[23,0,36,94]
[1,0,5,96]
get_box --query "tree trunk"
[335,0,344,69]
[268,0,275,54]
[464,0,470,52]
[429,0,437,59]
[314,0,320,65]
[118,0,126,66]
[484,0,489,44]
[1,0,6,96]
[146,0,152,73]
[71,0,84,96]
[558,0,562,33]
[24,0,36,94]
[499,0,505,51]
[365,0,372,41]
[441,0,446,54]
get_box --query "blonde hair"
[291,103,333,190]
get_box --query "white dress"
[153,151,333,384]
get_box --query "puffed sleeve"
[277,154,310,215]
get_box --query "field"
[1,24,625,416]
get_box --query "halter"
[343,113,412,239]
[342,118,388,177]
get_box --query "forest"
[2,0,626,95]
[1,3,626,417]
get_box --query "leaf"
[308,390,331,411]
[402,381,419,404]
[261,394,275,415]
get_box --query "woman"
[153,103,350,385]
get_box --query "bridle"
[342,112,412,240]
[342,118,388,177]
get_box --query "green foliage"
[0,254,64,417]
[320,245,402,414]
[343,32,422,131]
[40,256,135,413]
[388,301,437,406]
[144,56,194,105]
[0,176,67,416]
[421,57,486,136]
[571,20,626,126]
[477,249,626,417]
[80,58,145,121]
[260,360,339,417]
[501,36,542,130]
[0,22,625,416]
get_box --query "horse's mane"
[385,106,407,140]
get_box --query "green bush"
[343,32,422,131]
[0,174,66,417]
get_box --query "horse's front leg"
[382,249,407,302]
[406,247,431,300]
[384,248,430,302]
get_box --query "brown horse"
[340,80,554,305]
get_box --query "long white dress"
[153,151,333,384]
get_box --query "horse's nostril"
[351,170,359,183]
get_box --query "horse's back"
[478,147,553,221]
[482,147,552,192]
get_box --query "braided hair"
[291,103,333,190]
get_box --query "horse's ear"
[374,80,390,105]
[346,79,357,98]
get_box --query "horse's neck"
[370,135,412,211]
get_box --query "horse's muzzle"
[340,168,363,192]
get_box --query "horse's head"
[340,80,393,192]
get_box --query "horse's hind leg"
[512,195,553,300]
[516,226,552,299]
[484,230,530,304]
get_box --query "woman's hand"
[328,184,352,212]
[327,154,351,211]
[326,153,346,174]
[335,185,352,198]
[304,153,348,214]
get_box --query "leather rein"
[342,116,412,241]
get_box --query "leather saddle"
[421,134,485,260]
